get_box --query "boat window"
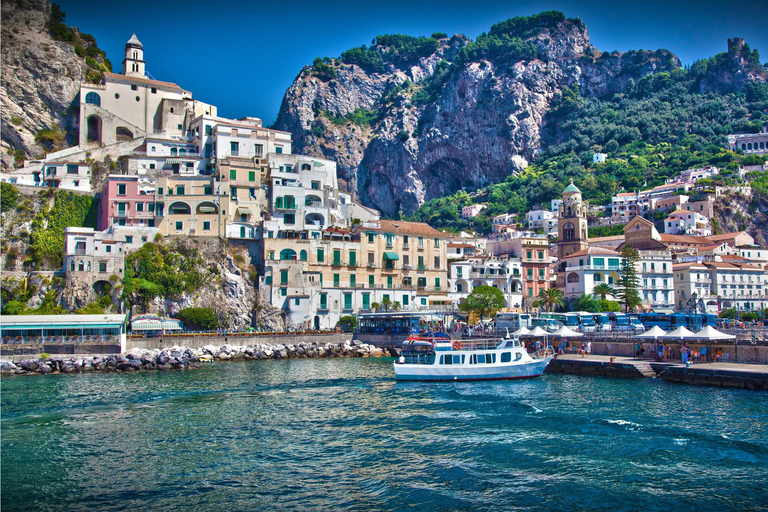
[459,355,465,365]
[486,354,495,364]
[477,354,485,364]
[501,352,512,363]
[514,353,523,361]
[441,355,453,365]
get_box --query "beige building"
[261,220,450,329]
[154,176,229,237]
[219,156,269,239]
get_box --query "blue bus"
[637,313,717,331]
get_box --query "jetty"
[547,354,768,390]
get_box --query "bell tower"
[122,33,145,77]
[557,179,589,259]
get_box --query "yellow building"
[218,156,268,239]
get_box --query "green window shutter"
[248,171,255,182]
[344,293,352,310]
[333,249,341,266]
[280,270,288,285]
[369,275,375,288]
[317,248,324,262]
[362,294,370,309]
[387,276,393,288]
[435,278,440,289]
[349,251,356,266]
[333,273,340,287]
[350,274,356,287]
[275,197,283,209]
[230,169,237,181]
[403,295,409,306]
[320,293,327,309]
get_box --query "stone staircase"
[631,360,660,378]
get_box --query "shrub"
[1,183,20,213]
[178,307,218,331]
[10,116,22,126]
[397,129,410,141]
[75,302,105,315]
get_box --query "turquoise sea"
[2,357,768,511]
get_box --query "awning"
[236,207,253,215]
[198,206,217,214]
[383,252,399,260]
[165,158,182,164]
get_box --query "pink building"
[99,175,156,230]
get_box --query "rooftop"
[378,220,445,237]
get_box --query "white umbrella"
[692,325,736,341]
[527,326,549,337]
[661,326,696,340]
[512,326,531,336]
[635,326,668,339]
[550,325,583,337]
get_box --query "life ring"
[452,340,461,350]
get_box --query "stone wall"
[128,332,354,350]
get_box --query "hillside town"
[2,34,768,332]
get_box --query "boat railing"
[452,338,503,351]
[531,345,554,360]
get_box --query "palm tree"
[537,288,565,312]
[592,283,616,301]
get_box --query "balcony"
[565,265,622,272]
[417,265,427,271]
[114,210,128,218]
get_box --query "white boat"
[393,333,554,382]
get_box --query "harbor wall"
[127,333,354,350]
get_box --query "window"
[117,184,127,195]
[151,87,157,93]
[434,238,440,248]
[538,251,544,260]
[319,293,328,309]
[333,249,341,266]
[311,181,320,190]
[125,236,133,244]
[275,146,283,154]
[527,268,533,279]
[418,255,424,268]
[385,234,394,247]
[203,221,211,231]
[369,275,375,288]
[417,277,427,287]
[280,288,287,297]
[136,202,144,212]
[435,278,441,290]
[334,273,340,287]
[66,165,78,175]
[362,294,370,310]
[99,262,107,272]
[176,185,184,195]
[131,84,138,91]
[344,293,352,310]
[177,124,183,130]
[350,274,356,288]
[434,256,440,269]
[316,248,325,263]
[403,255,410,266]
[284,213,295,225]
[368,233,375,243]
[106,246,112,253]
[204,185,213,195]
[418,237,424,249]
[85,92,101,106]
[175,221,183,231]
[280,270,288,285]
[248,171,256,182]
[230,141,239,155]
[349,251,357,267]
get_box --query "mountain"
[1,0,111,170]
[274,12,767,218]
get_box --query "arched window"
[170,148,178,156]
[85,92,101,106]
[300,250,308,261]
[567,272,579,283]
[70,260,75,271]
[280,249,297,260]
[301,163,311,171]
[78,261,84,271]
[179,148,186,156]
[742,144,747,150]
[87,261,91,271]
[563,222,574,240]
[594,273,603,282]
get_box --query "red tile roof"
[103,72,186,92]
[378,220,445,237]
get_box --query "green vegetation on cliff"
[30,190,98,268]
[48,3,111,83]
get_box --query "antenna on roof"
[145,71,157,81]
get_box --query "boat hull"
[393,356,552,382]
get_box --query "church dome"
[126,33,143,48]
[563,178,581,195]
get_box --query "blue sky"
[57,0,768,125]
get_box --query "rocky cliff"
[274,12,681,217]
[1,0,110,170]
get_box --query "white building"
[3,162,92,192]
[63,225,156,282]
[611,192,640,219]
[673,262,717,313]
[526,209,557,235]
[449,256,524,310]
[560,247,622,300]
[593,153,607,164]
[664,209,712,237]
[637,250,675,310]
[551,199,562,214]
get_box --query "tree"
[574,294,600,312]
[535,287,565,312]
[178,307,218,331]
[592,283,616,301]
[336,315,357,332]
[617,245,643,313]
[599,299,621,312]
[371,302,381,312]
[459,285,504,322]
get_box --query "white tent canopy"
[692,325,736,341]
[635,326,668,339]
[661,326,696,340]
[550,325,583,337]
[526,326,549,337]
[511,326,531,336]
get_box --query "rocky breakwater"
[0,340,391,376]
